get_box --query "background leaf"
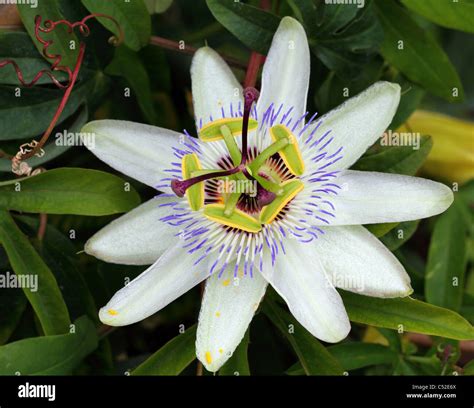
[263,299,344,375]
[0,168,141,215]
[0,210,70,335]
[0,106,88,172]
[81,0,151,51]
[309,0,383,77]
[379,220,420,251]
[288,342,397,374]
[0,287,27,345]
[206,0,280,54]
[132,325,197,375]
[375,0,464,102]
[0,316,98,375]
[105,46,157,124]
[0,31,69,85]
[341,290,474,340]
[425,199,468,311]
[401,0,474,34]
[17,1,79,70]
[352,135,432,176]
[0,71,106,141]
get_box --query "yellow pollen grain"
[219,349,223,354]
[205,351,213,364]
[108,309,118,316]
[222,279,230,287]
[215,312,221,317]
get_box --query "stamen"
[270,124,305,176]
[181,153,204,211]
[260,180,304,224]
[220,125,241,166]
[224,185,242,217]
[171,167,240,197]
[249,172,284,196]
[204,204,262,233]
[199,117,257,142]
[247,137,289,175]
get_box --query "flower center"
[170,88,305,233]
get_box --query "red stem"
[20,42,86,161]
[243,0,271,88]
[243,52,265,88]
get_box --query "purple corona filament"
[158,93,348,278]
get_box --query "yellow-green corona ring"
[171,88,307,235]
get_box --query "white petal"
[262,242,350,343]
[302,81,400,170]
[85,196,181,265]
[321,170,454,226]
[257,16,310,133]
[191,47,243,128]
[316,226,412,298]
[99,242,211,326]
[196,271,267,372]
[81,120,186,191]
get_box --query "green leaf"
[144,0,174,14]
[0,210,70,335]
[263,300,344,375]
[0,31,69,85]
[463,359,474,375]
[219,330,250,376]
[287,343,397,374]
[309,0,383,77]
[393,357,422,375]
[461,293,474,324]
[17,1,80,70]
[0,287,27,345]
[15,215,98,322]
[365,222,398,238]
[380,220,420,251]
[105,46,157,124]
[401,0,474,34]
[0,71,105,141]
[81,0,151,51]
[286,0,317,31]
[352,135,433,176]
[0,316,98,375]
[341,290,474,340]
[206,0,280,54]
[425,200,467,312]
[132,325,197,375]
[0,106,88,172]
[374,0,464,102]
[315,59,383,114]
[0,168,141,215]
